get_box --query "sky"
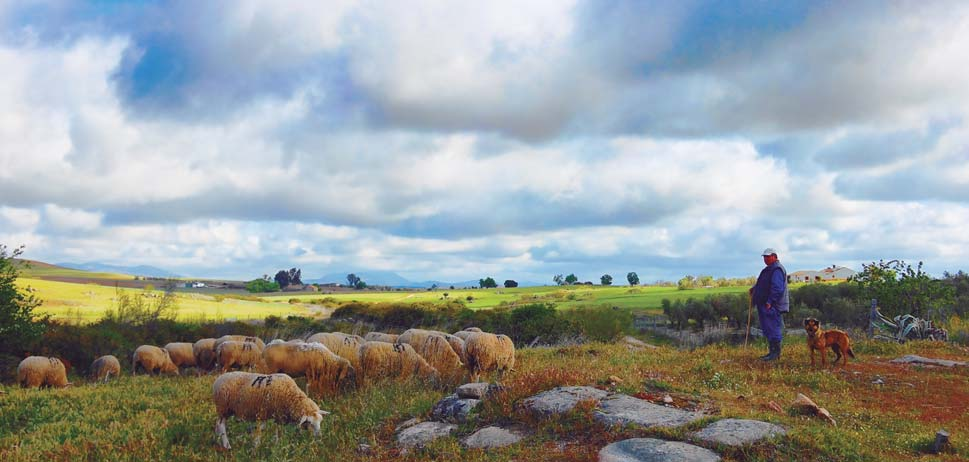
[1,0,968,283]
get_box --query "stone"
[932,429,950,454]
[462,426,527,449]
[766,401,783,414]
[622,336,658,349]
[431,394,481,423]
[693,419,787,446]
[594,394,704,429]
[456,382,492,399]
[522,386,610,416]
[396,422,458,448]
[663,395,674,404]
[890,355,968,368]
[792,393,836,426]
[599,438,721,462]
[609,375,624,385]
[395,417,421,432]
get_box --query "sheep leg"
[215,417,231,450]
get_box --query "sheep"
[215,340,265,373]
[213,335,265,352]
[364,332,399,343]
[90,355,121,383]
[396,329,465,382]
[464,332,516,382]
[212,371,330,450]
[164,342,197,372]
[132,345,179,376]
[262,342,354,397]
[193,338,218,372]
[452,327,483,342]
[359,341,438,384]
[305,332,364,372]
[17,356,69,388]
[398,328,467,363]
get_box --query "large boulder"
[692,419,786,446]
[522,386,609,416]
[397,422,458,448]
[431,394,482,423]
[594,394,704,428]
[599,438,721,462]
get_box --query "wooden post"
[868,298,877,338]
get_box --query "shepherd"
[749,248,789,362]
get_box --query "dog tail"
[847,347,855,359]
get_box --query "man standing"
[749,248,789,361]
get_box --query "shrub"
[563,305,632,342]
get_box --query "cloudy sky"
[1,0,968,283]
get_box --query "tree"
[552,274,564,286]
[627,272,640,286]
[0,245,46,353]
[564,273,578,285]
[852,259,953,318]
[677,275,696,290]
[479,277,498,288]
[246,279,280,293]
[504,280,518,288]
[347,273,361,288]
[274,270,291,288]
[354,279,367,290]
[600,274,613,286]
[287,268,302,286]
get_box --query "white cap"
[761,248,777,256]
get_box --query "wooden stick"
[745,292,753,349]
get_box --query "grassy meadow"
[17,278,311,323]
[1,339,966,461]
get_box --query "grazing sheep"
[464,332,516,382]
[213,335,266,352]
[132,345,179,376]
[452,327,483,342]
[215,340,265,373]
[306,332,364,372]
[193,338,218,372]
[364,332,399,343]
[164,342,197,371]
[359,341,438,384]
[90,355,121,383]
[263,342,354,397]
[396,330,465,382]
[212,371,330,450]
[17,356,69,388]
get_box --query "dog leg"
[820,346,826,367]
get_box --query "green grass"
[18,278,312,323]
[2,339,966,461]
[268,284,756,313]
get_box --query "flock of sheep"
[14,327,516,450]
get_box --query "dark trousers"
[757,305,785,343]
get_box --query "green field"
[2,340,966,461]
[269,284,755,313]
[18,278,311,323]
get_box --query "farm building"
[789,265,856,282]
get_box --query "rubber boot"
[758,343,773,360]
[763,340,781,361]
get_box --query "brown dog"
[803,318,855,367]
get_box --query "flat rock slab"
[522,386,610,416]
[594,394,704,429]
[431,394,481,423]
[599,438,721,462]
[692,419,786,446]
[891,355,968,368]
[462,426,527,449]
[397,422,458,448]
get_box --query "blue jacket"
[752,261,789,312]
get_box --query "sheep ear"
[317,410,330,416]
[299,415,310,426]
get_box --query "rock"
[599,438,721,462]
[872,377,885,385]
[522,386,610,416]
[395,417,422,432]
[594,394,705,429]
[767,401,783,414]
[890,355,968,368]
[462,426,527,449]
[792,393,836,426]
[663,395,674,404]
[397,422,458,448]
[356,443,372,454]
[456,382,492,399]
[693,419,787,446]
[932,429,950,454]
[609,375,624,385]
[431,394,481,423]
[622,336,658,349]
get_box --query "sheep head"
[298,407,330,436]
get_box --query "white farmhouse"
[789,265,856,283]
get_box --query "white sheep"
[306,332,364,372]
[212,371,330,450]
[364,332,399,343]
[213,335,266,352]
[132,345,179,376]
[396,330,465,383]
[17,356,69,388]
[359,341,438,384]
[90,355,121,383]
[464,332,516,382]
[262,341,354,397]
[193,338,218,373]
[164,342,197,371]
[215,340,264,373]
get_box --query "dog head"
[803,318,821,337]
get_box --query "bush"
[562,305,633,342]
[245,279,280,293]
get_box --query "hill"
[56,261,181,278]
[308,270,492,289]
[13,259,135,280]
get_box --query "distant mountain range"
[306,270,543,289]
[56,262,182,279]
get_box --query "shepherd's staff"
[744,290,753,349]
